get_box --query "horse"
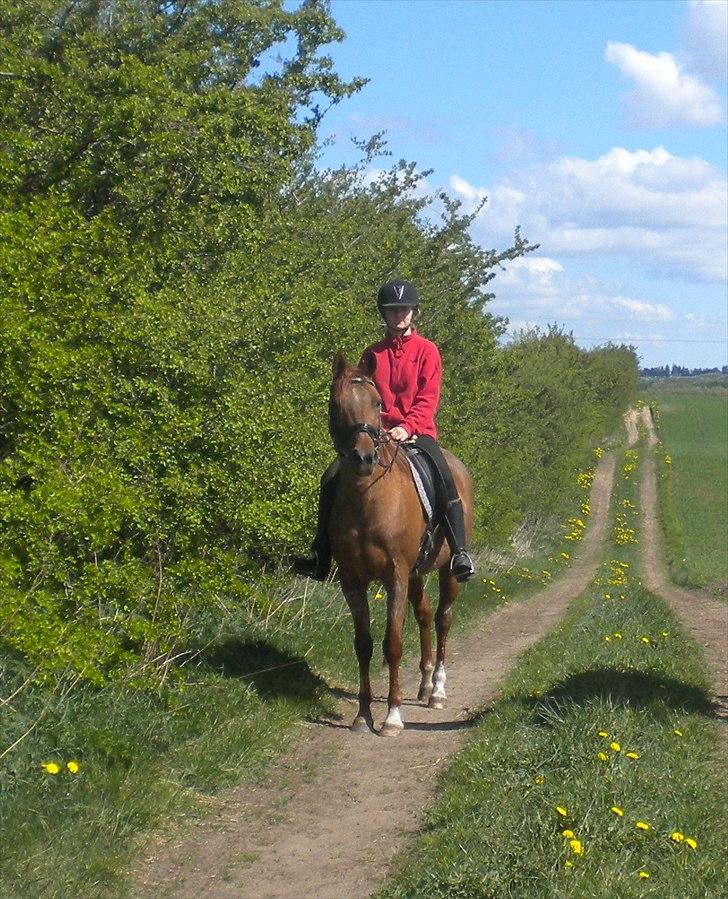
[326,351,474,736]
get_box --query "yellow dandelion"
[674,729,683,737]
[635,821,651,831]
[604,636,612,642]
[670,831,685,843]
[569,839,583,855]
[597,751,608,761]
[564,859,574,869]
[41,762,61,775]
[604,593,611,600]
[613,632,623,639]
[625,752,640,760]
[639,871,650,879]
[598,730,609,738]
[561,552,570,559]
[534,774,544,785]
[611,806,624,817]
[641,636,651,644]
[661,631,669,637]
[66,760,80,774]
[610,741,621,752]
[562,828,575,839]
[685,837,698,850]
[555,805,568,817]
[374,591,384,600]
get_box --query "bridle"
[332,376,392,469]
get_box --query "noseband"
[335,421,382,461]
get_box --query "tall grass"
[647,390,728,593]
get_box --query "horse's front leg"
[341,579,374,733]
[408,575,434,703]
[381,567,409,737]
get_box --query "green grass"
[379,442,726,899]
[647,391,728,593]
[0,453,603,898]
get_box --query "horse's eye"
[375,401,382,411]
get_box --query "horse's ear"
[332,351,348,379]
[360,351,376,378]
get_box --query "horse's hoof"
[380,723,404,737]
[417,687,433,703]
[351,717,373,734]
[428,695,446,709]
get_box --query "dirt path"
[638,407,728,729]
[135,457,616,899]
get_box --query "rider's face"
[383,305,415,333]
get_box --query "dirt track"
[134,409,727,898]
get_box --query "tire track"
[638,407,728,730]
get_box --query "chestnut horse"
[327,352,473,736]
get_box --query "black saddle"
[402,443,442,572]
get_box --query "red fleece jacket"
[359,329,441,439]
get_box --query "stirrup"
[450,551,475,583]
[292,551,331,582]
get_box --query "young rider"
[293,278,475,583]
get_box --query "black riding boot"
[414,436,475,582]
[441,496,475,582]
[292,461,340,581]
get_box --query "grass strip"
[379,442,726,898]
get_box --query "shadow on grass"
[525,667,718,722]
[203,638,329,703]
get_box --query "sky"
[314,0,728,369]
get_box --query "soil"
[133,410,727,898]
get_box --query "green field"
[380,442,727,898]
[647,389,728,594]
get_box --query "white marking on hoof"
[381,706,404,736]
[351,716,373,734]
[429,663,447,708]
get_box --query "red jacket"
[359,329,441,439]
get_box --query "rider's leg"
[414,436,475,582]
[292,459,340,580]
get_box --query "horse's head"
[329,351,382,477]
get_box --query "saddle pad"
[404,446,438,525]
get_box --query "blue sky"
[314,0,728,369]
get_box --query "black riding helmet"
[377,278,419,313]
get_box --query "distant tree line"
[0,1,637,685]
[640,365,728,378]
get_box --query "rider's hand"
[388,426,410,442]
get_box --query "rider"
[293,278,475,583]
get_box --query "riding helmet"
[377,278,419,309]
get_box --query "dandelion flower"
[635,821,651,831]
[41,762,61,775]
[639,871,650,879]
[534,775,544,785]
[604,636,612,642]
[641,636,651,644]
[555,805,568,817]
[597,751,608,761]
[674,729,683,737]
[613,632,623,639]
[564,859,574,869]
[611,806,624,817]
[625,752,640,760]
[562,829,575,839]
[598,730,609,738]
[670,832,685,843]
[610,741,621,752]
[66,760,80,774]
[569,839,583,855]
[685,837,698,850]
[374,591,384,600]
[661,631,669,638]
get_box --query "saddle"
[402,443,442,573]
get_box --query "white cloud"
[450,147,728,284]
[605,41,725,127]
[681,0,728,82]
